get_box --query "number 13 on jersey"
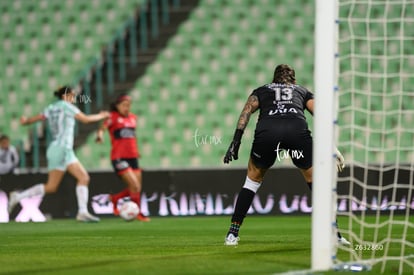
[273,87,293,104]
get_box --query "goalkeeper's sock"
[227,177,261,237]
[228,221,241,236]
[227,189,254,237]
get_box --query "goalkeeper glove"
[335,147,345,172]
[223,129,243,164]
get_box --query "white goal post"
[312,0,339,271]
[313,0,414,273]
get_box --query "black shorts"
[111,158,140,175]
[250,119,312,169]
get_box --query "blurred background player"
[223,64,347,245]
[0,135,19,175]
[96,94,150,222]
[8,86,109,222]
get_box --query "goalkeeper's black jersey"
[250,83,314,122]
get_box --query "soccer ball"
[119,201,140,221]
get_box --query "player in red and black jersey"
[96,94,149,222]
[223,64,347,245]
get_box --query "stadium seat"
[7,0,410,168]
[0,0,144,147]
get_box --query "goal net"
[336,0,414,273]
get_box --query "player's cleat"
[76,212,100,223]
[338,236,351,246]
[8,191,19,214]
[137,213,150,222]
[224,233,240,246]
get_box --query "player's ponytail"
[54,86,72,99]
[272,64,296,85]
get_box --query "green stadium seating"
[0,0,144,140]
[3,0,412,169]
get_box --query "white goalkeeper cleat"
[8,191,19,214]
[224,233,240,246]
[76,212,100,223]
[338,236,351,246]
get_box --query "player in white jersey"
[8,86,109,222]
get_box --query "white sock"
[242,176,262,193]
[76,185,89,214]
[16,184,45,201]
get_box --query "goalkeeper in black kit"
[223,64,349,246]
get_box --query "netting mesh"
[336,1,414,273]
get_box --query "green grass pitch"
[0,216,411,274]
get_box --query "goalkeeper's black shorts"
[250,118,312,169]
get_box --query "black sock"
[306,181,312,190]
[227,188,255,237]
